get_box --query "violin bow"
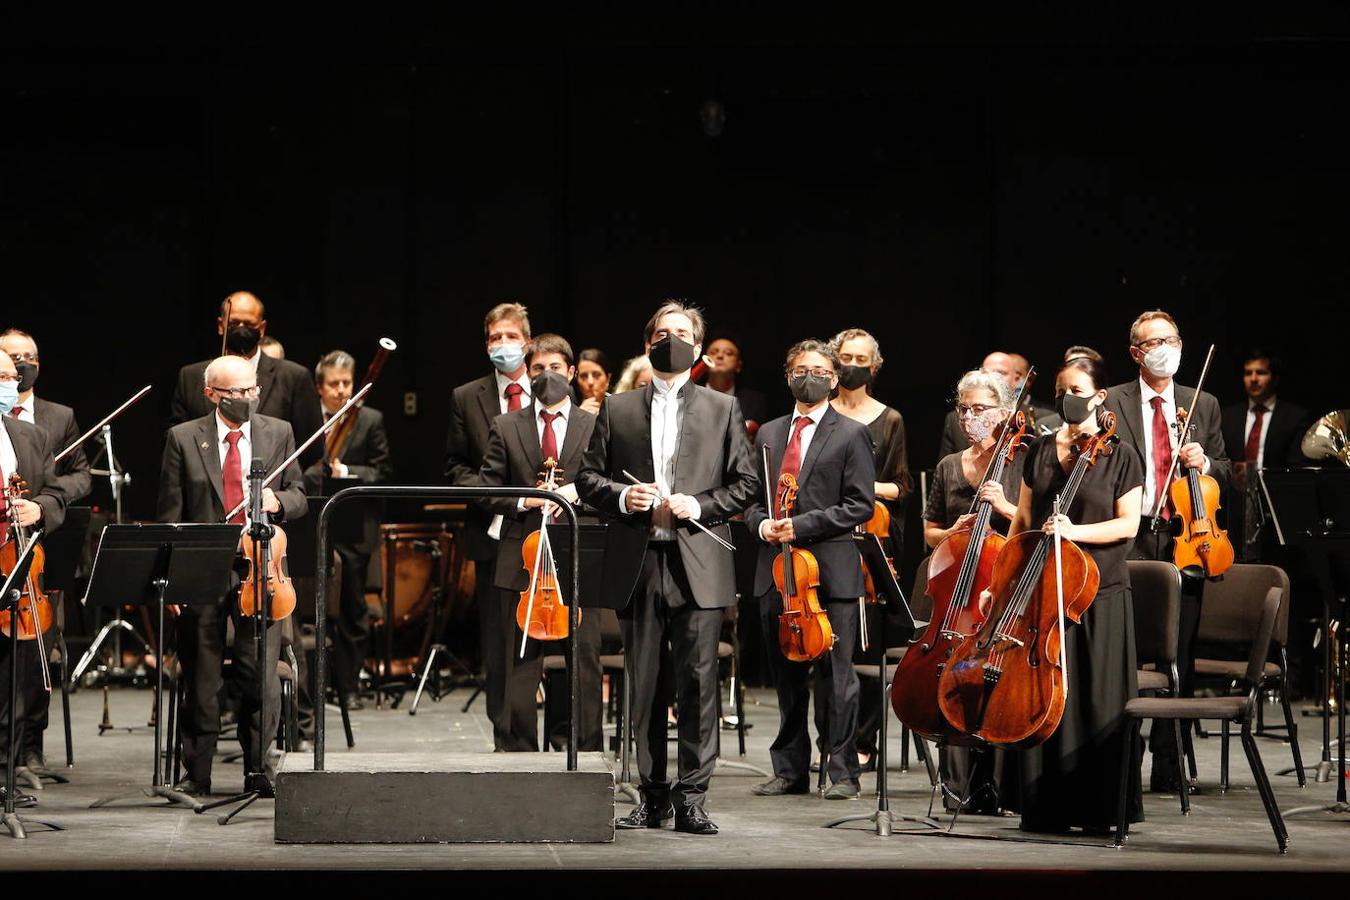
[620,469,735,552]
[55,384,152,463]
[1148,343,1216,526]
[222,382,373,522]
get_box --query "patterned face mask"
[960,407,1003,443]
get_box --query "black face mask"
[15,362,37,394]
[530,371,571,408]
[789,373,833,405]
[225,324,263,356]
[837,365,872,391]
[217,396,257,425]
[1055,392,1095,426]
[648,335,697,374]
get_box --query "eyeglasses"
[788,367,833,379]
[1134,335,1182,351]
[957,404,996,416]
[0,374,19,384]
[6,353,37,364]
[209,384,260,398]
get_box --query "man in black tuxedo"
[303,350,393,708]
[745,339,876,800]
[1221,349,1311,560]
[1,328,91,778]
[170,292,323,467]
[577,301,758,835]
[1103,309,1231,792]
[478,334,603,752]
[158,355,307,796]
[445,303,535,750]
[0,350,65,808]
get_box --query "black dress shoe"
[751,775,808,796]
[673,800,718,835]
[615,800,674,829]
[170,779,211,798]
[824,780,860,800]
[0,786,38,808]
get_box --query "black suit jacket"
[744,406,876,599]
[478,401,596,591]
[303,406,393,494]
[1104,378,1231,516]
[1221,398,1312,469]
[445,372,512,560]
[576,381,758,610]
[157,412,307,526]
[170,353,324,467]
[1,418,65,534]
[32,397,91,505]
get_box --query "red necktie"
[223,430,245,525]
[505,383,524,412]
[1149,396,1173,519]
[9,406,21,419]
[776,415,813,516]
[540,410,561,463]
[1245,404,1267,464]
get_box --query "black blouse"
[923,448,1026,534]
[1020,433,1144,595]
[865,405,911,553]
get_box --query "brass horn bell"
[1302,410,1350,466]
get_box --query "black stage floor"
[3,682,1348,888]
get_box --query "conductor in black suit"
[303,350,393,708]
[1,328,90,778]
[1221,349,1311,560]
[577,301,758,835]
[445,302,535,750]
[0,351,65,806]
[478,334,603,752]
[158,356,307,797]
[1103,309,1230,792]
[745,339,876,800]
[169,292,324,467]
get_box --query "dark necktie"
[0,461,8,545]
[1149,396,1173,518]
[505,383,524,412]
[9,406,21,419]
[776,415,813,516]
[540,410,561,463]
[223,430,245,525]
[1245,403,1267,464]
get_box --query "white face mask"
[1142,344,1181,378]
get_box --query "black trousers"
[760,592,861,787]
[620,543,723,807]
[331,545,372,698]
[176,598,282,787]
[544,610,604,751]
[482,583,544,752]
[0,622,56,763]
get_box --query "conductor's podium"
[274,751,615,843]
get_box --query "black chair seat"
[854,663,899,681]
[599,653,625,671]
[885,646,908,661]
[1195,658,1281,680]
[542,655,567,673]
[1135,669,1170,692]
[1125,695,1247,721]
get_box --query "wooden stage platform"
[3,682,1348,890]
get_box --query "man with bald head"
[936,350,1048,460]
[170,292,323,467]
[159,355,307,797]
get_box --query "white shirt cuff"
[687,498,702,521]
[758,520,773,542]
[1200,456,1211,476]
[334,461,349,478]
[619,485,633,513]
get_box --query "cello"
[763,446,834,662]
[515,458,576,654]
[890,410,1029,739]
[937,409,1118,749]
[0,475,53,693]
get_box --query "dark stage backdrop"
[3,14,1348,580]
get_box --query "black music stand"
[823,533,937,834]
[2,531,59,839]
[85,523,242,813]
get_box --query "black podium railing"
[314,485,581,771]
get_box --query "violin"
[858,502,896,605]
[891,410,1029,740]
[0,475,54,692]
[515,458,576,650]
[937,409,1117,749]
[767,458,834,662]
[1168,404,1234,579]
[238,524,296,620]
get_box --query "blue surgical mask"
[489,342,526,374]
[0,381,17,415]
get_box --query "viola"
[771,471,834,662]
[891,411,1029,740]
[0,475,54,693]
[937,409,1117,749]
[1168,405,1234,579]
[515,458,577,648]
[858,502,896,605]
[238,524,297,620]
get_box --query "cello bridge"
[992,632,1025,649]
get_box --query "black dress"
[1018,432,1144,831]
[923,448,1025,535]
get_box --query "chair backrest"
[1127,560,1181,669]
[1197,563,1292,649]
[1243,586,1282,688]
[910,556,935,624]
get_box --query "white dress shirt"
[0,418,18,485]
[495,369,533,415]
[216,411,254,515]
[619,371,700,540]
[758,401,828,541]
[1245,395,1277,469]
[11,393,35,425]
[515,400,572,511]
